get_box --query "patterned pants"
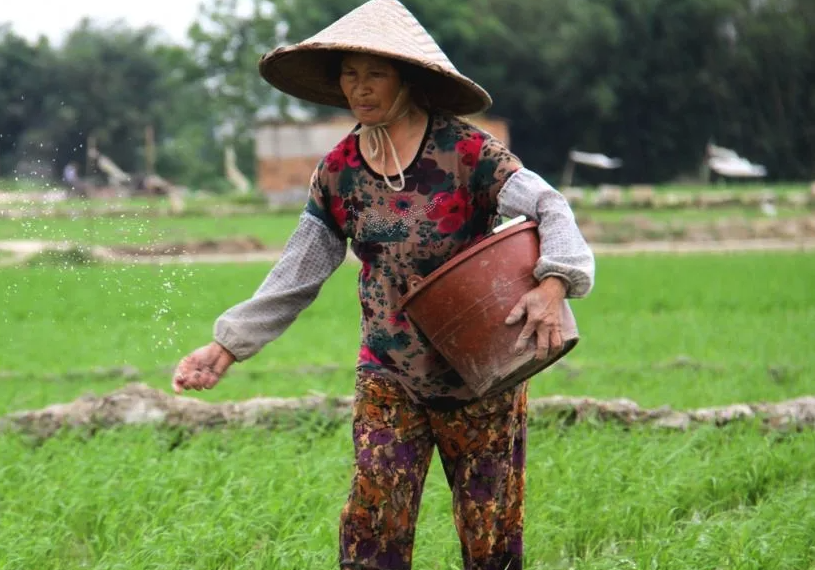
[339,372,528,570]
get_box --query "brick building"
[255,114,510,194]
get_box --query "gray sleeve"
[213,211,348,361]
[496,167,595,298]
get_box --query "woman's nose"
[355,82,373,95]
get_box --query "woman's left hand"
[505,276,568,361]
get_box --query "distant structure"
[225,145,252,194]
[705,143,767,180]
[85,140,176,198]
[560,149,623,188]
[87,146,132,190]
[254,113,510,194]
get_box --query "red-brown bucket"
[397,220,579,398]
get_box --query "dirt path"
[2,382,814,438]
[591,238,815,256]
[2,238,815,267]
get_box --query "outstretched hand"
[505,277,568,361]
[172,342,236,394]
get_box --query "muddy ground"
[2,383,813,439]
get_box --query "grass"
[0,176,64,193]
[2,177,809,194]
[652,182,811,194]
[1,421,814,569]
[2,183,811,251]
[1,252,813,414]
[1,250,814,568]
[2,207,812,253]
[0,212,304,248]
[579,206,808,223]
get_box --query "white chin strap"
[356,88,412,192]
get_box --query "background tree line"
[1,0,813,189]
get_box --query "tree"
[47,20,179,176]
[188,0,291,179]
[268,0,815,182]
[4,0,810,187]
[0,19,226,188]
[0,26,55,177]
[708,0,815,179]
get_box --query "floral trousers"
[339,372,528,570]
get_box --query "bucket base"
[465,338,579,398]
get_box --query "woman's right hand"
[172,342,236,394]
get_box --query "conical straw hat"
[258,0,492,116]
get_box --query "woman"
[172,1,595,569]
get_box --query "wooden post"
[145,125,156,175]
[561,156,576,189]
[86,134,97,175]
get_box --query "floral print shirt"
[214,112,595,410]
[305,113,526,407]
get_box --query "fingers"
[508,298,530,355]
[510,301,564,361]
[172,357,192,394]
[173,367,220,393]
[535,321,564,361]
[505,299,527,326]
[514,320,536,355]
[201,368,221,389]
[534,320,550,361]
[172,376,185,394]
[549,326,564,357]
[171,346,229,394]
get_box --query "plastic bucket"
[397,220,579,397]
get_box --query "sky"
[2,0,233,46]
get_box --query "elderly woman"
[172,1,595,569]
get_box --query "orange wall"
[255,114,510,193]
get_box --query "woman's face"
[339,53,402,125]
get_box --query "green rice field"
[1,235,814,568]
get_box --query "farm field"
[2,253,814,411]
[0,212,304,249]
[1,249,814,569]
[2,0,815,564]
[1,182,813,251]
[1,207,813,249]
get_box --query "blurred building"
[255,113,510,194]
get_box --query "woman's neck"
[384,105,428,146]
[356,103,430,187]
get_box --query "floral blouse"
[214,112,595,410]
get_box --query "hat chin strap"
[356,87,413,192]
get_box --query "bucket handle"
[407,274,424,291]
[397,274,425,311]
[491,215,527,235]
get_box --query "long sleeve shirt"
[214,112,594,407]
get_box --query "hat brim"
[259,44,492,116]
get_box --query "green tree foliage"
[0,0,812,187]
[0,20,224,188]
[0,26,55,177]
[188,0,285,176]
[709,0,815,179]
[267,0,815,183]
